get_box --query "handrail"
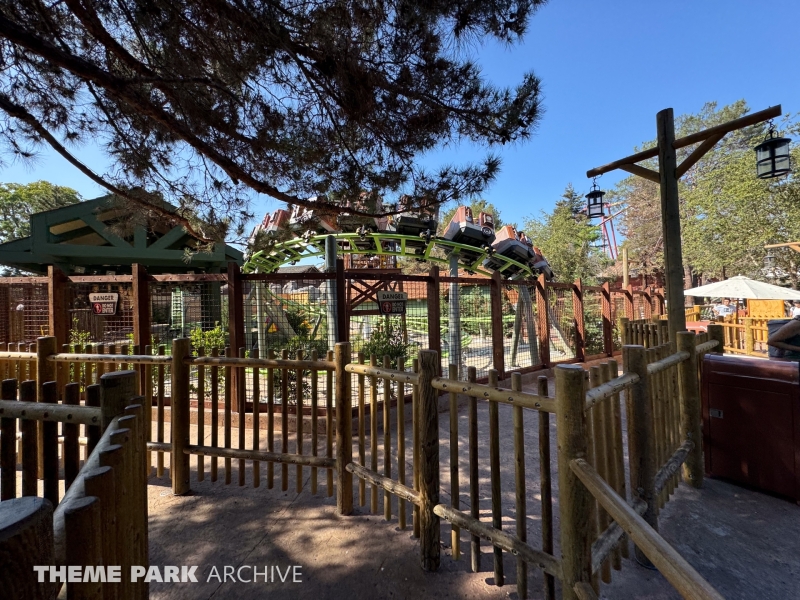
[584,372,639,410]
[695,340,719,354]
[0,399,101,426]
[48,353,171,365]
[0,351,37,360]
[433,504,563,579]
[344,363,419,384]
[570,458,724,600]
[188,356,334,370]
[647,351,690,375]
[431,377,557,413]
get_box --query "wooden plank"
[512,373,528,598]
[571,458,725,600]
[211,347,220,482]
[488,368,504,586]
[418,350,440,571]
[335,343,353,514]
[468,366,480,573]
[448,362,459,559]
[538,376,555,600]
[427,267,442,374]
[555,364,592,600]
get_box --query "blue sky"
[1,0,798,234]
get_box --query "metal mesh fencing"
[632,293,649,320]
[583,287,605,356]
[6,281,49,344]
[245,276,332,406]
[547,284,577,362]
[67,281,134,345]
[611,292,627,351]
[504,283,541,371]
[150,281,226,348]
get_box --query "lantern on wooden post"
[586,179,605,219]
[755,122,791,179]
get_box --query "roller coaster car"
[483,225,535,275]
[247,208,291,248]
[337,193,384,235]
[390,198,438,254]
[289,197,338,234]
[441,207,496,263]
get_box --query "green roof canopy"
[0,195,243,274]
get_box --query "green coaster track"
[244,231,537,279]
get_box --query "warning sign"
[89,293,119,316]
[377,291,408,315]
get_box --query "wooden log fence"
[0,366,147,599]
[0,321,724,600]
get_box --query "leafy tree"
[524,184,605,283]
[0,1,546,242]
[0,181,81,243]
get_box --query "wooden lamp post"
[587,105,783,341]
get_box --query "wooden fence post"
[556,364,592,600]
[620,317,630,346]
[427,267,442,375]
[47,266,69,348]
[335,342,353,515]
[418,349,441,572]
[0,497,55,600]
[172,338,191,495]
[676,332,703,488]
[601,283,613,357]
[132,264,150,397]
[624,284,634,320]
[100,369,137,431]
[536,275,550,367]
[707,324,724,354]
[64,496,103,600]
[36,336,57,479]
[642,290,653,319]
[490,271,505,378]
[573,279,585,362]
[622,345,657,566]
[226,262,244,412]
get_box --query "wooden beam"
[570,458,725,600]
[619,163,661,183]
[675,133,725,178]
[673,104,780,150]
[81,212,132,248]
[764,241,800,251]
[587,105,781,178]
[148,225,188,250]
[587,146,659,178]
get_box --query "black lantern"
[764,252,776,269]
[755,122,791,179]
[586,180,605,219]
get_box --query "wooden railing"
[1,332,726,600]
[555,332,723,599]
[0,365,147,599]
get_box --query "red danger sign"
[377,291,407,315]
[89,293,119,316]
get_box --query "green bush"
[360,319,415,368]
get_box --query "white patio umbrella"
[683,275,800,300]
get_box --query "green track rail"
[244,232,537,279]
